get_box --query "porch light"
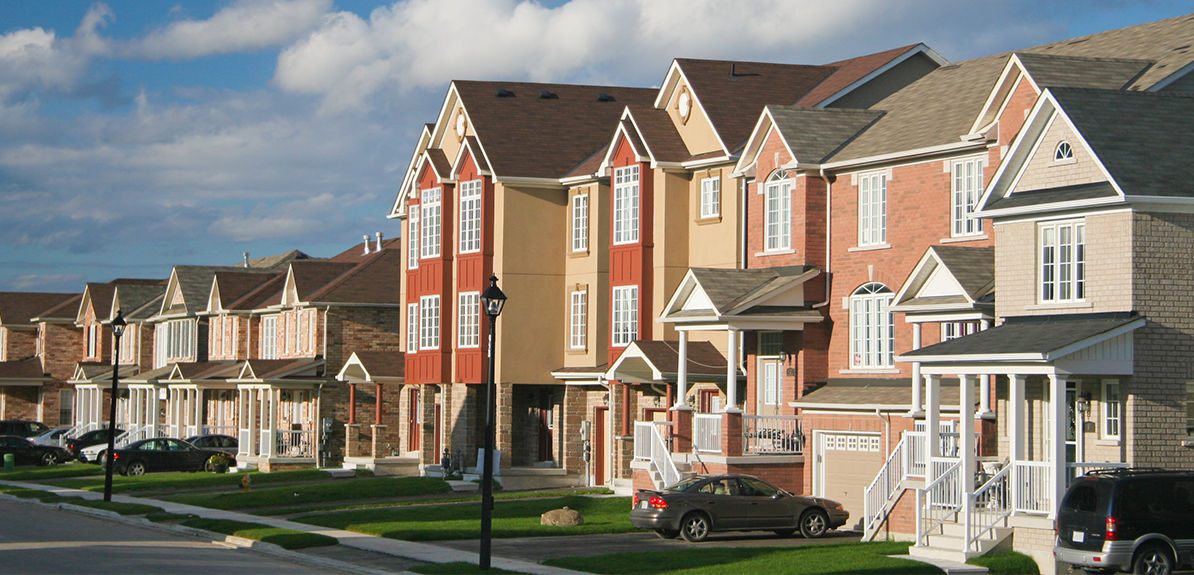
[481,276,507,317]
[479,275,505,570]
[103,310,126,503]
[1076,393,1091,415]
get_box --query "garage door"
[817,432,883,531]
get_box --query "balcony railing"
[694,414,721,453]
[742,415,803,454]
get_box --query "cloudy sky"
[0,0,1189,292]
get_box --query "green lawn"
[544,541,942,575]
[968,551,1040,575]
[295,495,633,540]
[42,469,344,493]
[161,476,452,510]
[0,464,104,481]
[181,518,337,550]
[253,487,613,516]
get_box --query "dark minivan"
[1053,468,1194,575]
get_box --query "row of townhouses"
[387,14,1194,571]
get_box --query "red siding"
[405,158,454,384]
[454,150,494,384]
[608,136,653,365]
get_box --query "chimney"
[243,252,250,267]
[375,232,384,252]
[363,235,371,255]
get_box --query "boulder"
[540,506,584,527]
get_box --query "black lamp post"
[103,310,127,503]
[478,275,506,570]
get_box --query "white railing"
[157,425,170,438]
[111,428,135,448]
[119,424,155,447]
[203,425,237,437]
[259,430,273,457]
[275,430,315,458]
[742,415,803,454]
[238,427,253,457]
[863,436,907,541]
[1013,460,1052,515]
[633,421,654,461]
[907,431,927,477]
[694,414,721,453]
[917,457,963,546]
[967,462,1012,551]
[633,421,679,489]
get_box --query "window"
[763,361,780,405]
[613,165,640,245]
[156,318,194,367]
[119,324,135,364]
[1055,141,1073,162]
[700,177,720,219]
[420,188,441,258]
[406,303,418,353]
[571,193,589,252]
[458,292,480,348]
[87,323,98,358]
[952,158,984,237]
[407,208,419,269]
[942,321,978,341]
[0,328,5,361]
[307,310,317,353]
[285,311,296,355]
[459,179,482,253]
[612,286,638,347]
[419,295,440,350]
[261,315,277,359]
[1040,220,1085,303]
[850,283,894,368]
[858,172,887,247]
[59,389,74,426]
[758,332,782,356]
[570,290,587,349]
[765,171,791,251]
[1102,380,1120,440]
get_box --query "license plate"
[1072,531,1085,543]
[640,501,648,509]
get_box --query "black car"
[183,434,238,455]
[629,474,849,542]
[0,435,73,466]
[66,428,124,461]
[102,437,235,476]
[0,420,50,439]
[1054,468,1194,575]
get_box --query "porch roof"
[660,266,824,328]
[234,358,323,383]
[551,363,609,381]
[605,340,732,384]
[337,351,404,384]
[899,312,1144,362]
[792,378,960,411]
[890,245,994,314]
[0,357,48,383]
[167,361,241,382]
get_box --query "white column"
[978,375,993,418]
[910,323,923,416]
[1048,374,1067,518]
[725,329,740,413]
[249,390,260,456]
[194,389,203,434]
[959,375,976,482]
[1009,374,1024,511]
[925,375,941,484]
[674,330,690,410]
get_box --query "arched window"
[764,170,791,252]
[850,283,894,369]
[1054,141,1073,162]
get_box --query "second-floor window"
[406,303,418,353]
[859,172,887,247]
[613,165,640,245]
[850,283,893,369]
[701,176,720,219]
[612,285,638,347]
[419,295,440,350]
[1039,220,1085,303]
[421,188,441,258]
[119,324,135,364]
[952,158,984,237]
[407,209,420,269]
[572,193,588,252]
[765,171,791,251]
[458,292,479,348]
[459,179,482,253]
[261,315,277,359]
[87,323,98,358]
[157,318,194,366]
[570,290,587,349]
[942,321,978,341]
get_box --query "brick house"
[0,292,79,424]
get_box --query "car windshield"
[665,477,704,492]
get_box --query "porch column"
[725,328,740,413]
[959,375,976,483]
[674,331,690,409]
[978,375,993,418]
[910,323,924,416]
[247,390,259,457]
[194,389,203,434]
[925,374,941,483]
[1009,374,1025,511]
[347,383,356,425]
[1048,374,1067,517]
[167,389,177,437]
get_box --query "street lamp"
[478,275,506,570]
[103,310,127,502]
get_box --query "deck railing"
[202,425,237,437]
[967,462,1012,551]
[917,457,962,546]
[693,414,721,453]
[1013,460,1051,514]
[742,415,803,454]
[275,430,315,458]
[863,436,907,541]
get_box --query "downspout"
[813,167,833,308]
[875,408,891,456]
[740,178,749,270]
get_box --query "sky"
[0,0,1190,293]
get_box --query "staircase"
[909,459,1014,563]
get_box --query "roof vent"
[375,232,384,253]
[539,90,558,99]
[495,88,514,97]
[243,252,250,267]
[596,93,615,102]
[363,235,371,255]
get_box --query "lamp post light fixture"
[103,310,127,502]
[478,275,506,570]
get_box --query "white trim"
[1146,60,1194,92]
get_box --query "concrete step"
[909,543,976,564]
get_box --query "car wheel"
[126,461,146,476]
[40,452,59,466]
[653,528,680,539]
[1133,544,1174,575]
[204,458,215,473]
[773,528,796,538]
[800,509,829,539]
[679,512,710,542]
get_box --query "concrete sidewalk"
[0,479,587,575]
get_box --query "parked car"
[183,434,238,455]
[29,426,72,447]
[1054,468,1194,575]
[67,428,123,462]
[0,420,50,438]
[101,437,236,476]
[0,435,74,466]
[629,474,849,542]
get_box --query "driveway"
[432,530,862,563]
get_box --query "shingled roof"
[764,106,885,164]
[0,357,48,380]
[903,312,1143,359]
[0,292,79,326]
[1014,53,1153,91]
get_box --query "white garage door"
[816,432,883,531]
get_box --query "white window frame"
[459,179,482,254]
[858,172,887,247]
[570,290,587,350]
[612,285,638,347]
[119,324,135,364]
[419,295,440,350]
[406,303,418,353]
[952,157,984,237]
[571,193,589,253]
[407,209,420,269]
[157,318,195,367]
[1101,379,1121,440]
[850,283,894,369]
[1055,141,1073,162]
[420,188,441,259]
[87,323,98,358]
[700,176,720,219]
[458,292,480,349]
[764,172,791,251]
[941,321,978,341]
[613,165,640,245]
[1039,220,1085,303]
[261,315,277,359]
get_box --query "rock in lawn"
[540,506,584,526]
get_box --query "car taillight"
[632,494,639,507]
[648,496,668,509]
[1105,516,1117,541]
[112,453,119,460]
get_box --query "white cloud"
[127,0,332,59]
[10,273,85,291]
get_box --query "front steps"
[910,521,1013,563]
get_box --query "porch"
[232,359,324,471]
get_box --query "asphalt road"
[0,498,352,575]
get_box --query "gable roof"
[604,340,731,384]
[162,265,276,318]
[209,271,284,313]
[890,246,995,312]
[337,351,405,383]
[114,283,168,322]
[796,43,944,106]
[736,106,884,173]
[901,312,1144,362]
[241,250,314,269]
[0,292,79,326]
[29,293,83,323]
[663,266,821,320]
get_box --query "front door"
[757,359,783,416]
[408,388,421,453]
[538,393,554,463]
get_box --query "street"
[0,498,351,575]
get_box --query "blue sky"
[0,0,1190,292]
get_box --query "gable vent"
[495,88,514,97]
[596,93,615,102]
[539,90,558,99]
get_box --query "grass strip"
[295,495,634,540]
[43,469,338,494]
[69,500,163,516]
[146,512,199,523]
[253,488,614,516]
[410,562,521,574]
[162,476,452,510]
[181,518,337,550]
[967,550,1040,575]
[0,465,104,481]
[544,541,942,575]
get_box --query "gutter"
[813,167,833,308]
